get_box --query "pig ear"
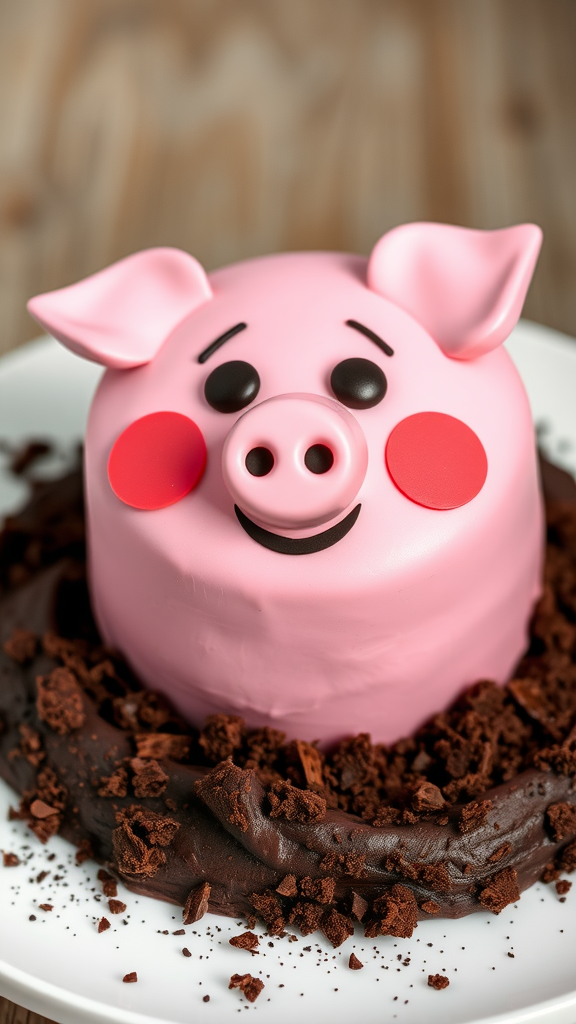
[27,248,212,369]
[367,223,542,359]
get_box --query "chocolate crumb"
[229,931,259,953]
[547,802,576,842]
[183,881,211,925]
[112,806,179,879]
[98,767,128,799]
[3,852,20,867]
[276,874,298,898]
[365,884,418,939]
[288,900,322,936]
[428,973,449,990]
[229,973,265,1002]
[134,732,190,761]
[321,908,354,948]
[30,799,57,819]
[199,714,245,761]
[421,900,441,915]
[109,899,127,915]
[36,667,85,734]
[412,781,445,812]
[39,903,53,911]
[98,917,111,933]
[130,757,169,798]
[351,891,368,921]
[319,851,366,878]
[202,995,210,1002]
[348,952,363,970]
[556,879,572,896]
[123,972,137,983]
[299,876,336,904]
[17,724,44,767]
[478,867,520,914]
[268,780,326,823]
[182,947,191,957]
[173,928,186,935]
[459,799,492,834]
[251,891,285,936]
[285,739,324,788]
[488,842,512,863]
[542,862,562,884]
[195,760,252,832]
[3,627,37,663]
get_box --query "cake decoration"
[204,358,261,413]
[108,411,207,510]
[385,411,488,510]
[26,221,544,747]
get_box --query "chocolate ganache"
[1,456,576,944]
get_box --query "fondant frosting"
[27,224,544,746]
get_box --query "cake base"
[1,460,576,945]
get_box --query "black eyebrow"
[345,319,394,357]
[197,322,247,364]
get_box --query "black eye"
[204,360,260,413]
[330,357,387,409]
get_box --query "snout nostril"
[304,444,334,475]
[245,446,274,477]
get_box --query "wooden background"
[1,0,576,362]
[1,0,576,1020]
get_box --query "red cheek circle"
[108,411,207,510]
[385,412,487,510]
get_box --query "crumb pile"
[1,453,576,949]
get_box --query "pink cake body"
[29,223,544,746]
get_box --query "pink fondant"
[29,224,544,746]
[108,411,207,510]
[222,394,368,531]
[27,248,212,369]
[368,223,542,359]
[385,412,488,510]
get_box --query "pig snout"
[221,393,368,532]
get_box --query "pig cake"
[26,221,543,746]
[2,220,576,943]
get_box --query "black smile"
[234,504,361,555]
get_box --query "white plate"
[1,323,576,1024]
